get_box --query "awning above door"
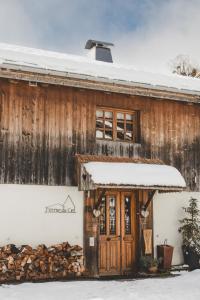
[76,155,186,191]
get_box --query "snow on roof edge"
[83,162,186,188]
[0,42,200,96]
[1,61,200,100]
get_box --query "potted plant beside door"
[178,197,200,270]
[140,256,158,273]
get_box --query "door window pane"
[124,196,131,234]
[100,196,106,235]
[109,196,116,235]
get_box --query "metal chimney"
[85,39,114,63]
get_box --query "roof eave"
[0,63,200,104]
[94,184,186,191]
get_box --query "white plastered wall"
[0,185,84,247]
[153,191,200,265]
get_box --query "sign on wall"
[45,195,76,214]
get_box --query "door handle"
[107,237,111,241]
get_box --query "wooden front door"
[98,191,136,276]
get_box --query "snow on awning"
[81,162,186,191]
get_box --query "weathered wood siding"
[0,78,200,190]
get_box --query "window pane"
[105,120,113,129]
[117,113,124,120]
[96,110,103,118]
[117,122,124,131]
[96,119,104,129]
[100,196,106,235]
[96,108,139,142]
[126,113,133,121]
[117,131,124,140]
[124,196,131,234]
[105,130,113,140]
[96,130,103,138]
[125,132,133,141]
[109,196,116,235]
[126,123,133,131]
[105,111,113,119]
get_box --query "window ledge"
[96,139,141,146]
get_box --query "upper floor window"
[96,108,139,143]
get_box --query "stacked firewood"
[0,242,84,282]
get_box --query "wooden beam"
[144,191,156,210]
[93,185,185,191]
[94,189,106,209]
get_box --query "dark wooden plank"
[0,78,199,190]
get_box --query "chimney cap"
[85,39,114,50]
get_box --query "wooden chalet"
[0,40,199,279]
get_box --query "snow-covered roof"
[83,162,186,190]
[0,43,200,95]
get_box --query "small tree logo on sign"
[45,195,76,214]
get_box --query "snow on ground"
[0,270,200,300]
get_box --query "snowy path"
[0,270,200,300]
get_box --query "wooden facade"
[0,77,200,190]
[0,70,199,277]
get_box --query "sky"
[0,0,199,74]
